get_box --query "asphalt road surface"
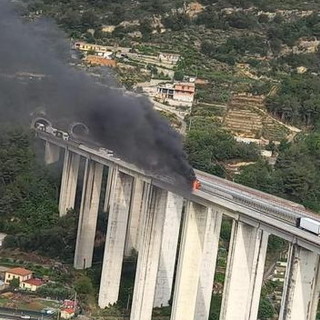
[0,307,54,320]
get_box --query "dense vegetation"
[0,127,58,233]
[185,124,260,176]
[235,133,320,211]
[185,124,320,211]
[0,127,77,262]
[266,74,320,127]
[24,0,320,129]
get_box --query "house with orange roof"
[156,82,195,106]
[20,278,44,292]
[84,55,117,68]
[5,267,32,285]
[173,82,195,104]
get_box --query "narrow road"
[151,99,188,134]
[0,307,53,320]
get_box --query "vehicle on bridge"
[34,120,69,141]
[55,129,69,141]
[99,147,114,157]
[35,118,202,192]
[297,217,320,235]
[35,122,46,131]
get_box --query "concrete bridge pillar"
[125,178,145,256]
[170,203,222,320]
[74,159,103,269]
[194,206,223,320]
[153,192,183,308]
[98,170,134,308]
[220,221,269,320]
[59,150,80,216]
[44,141,60,164]
[130,186,168,320]
[279,244,320,320]
[103,166,114,213]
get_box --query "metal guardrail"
[198,172,317,226]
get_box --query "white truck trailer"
[297,217,320,235]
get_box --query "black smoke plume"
[0,0,195,188]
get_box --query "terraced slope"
[223,94,291,141]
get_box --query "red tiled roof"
[61,309,75,314]
[63,300,76,308]
[23,278,44,286]
[84,55,117,67]
[7,267,32,276]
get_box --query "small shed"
[0,280,6,291]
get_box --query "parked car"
[41,308,56,315]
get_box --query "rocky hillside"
[24,0,320,130]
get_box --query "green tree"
[174,70,184,81]
[37,283,71,300]
[226,11,258,29]
[81,10,100,29]
[234,160,281,195]
[162,13,190,31]
[75,276,93,294]
[236,133,320,212]
[58,10,81,32]
[139,19,153,40]
[185,128,260,177]
[9,278,20,289]
[258,297,275,320]
[110,5,125,25]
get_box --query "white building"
[156,82,195,107]
[5,267,32,285]
[158,53,181,65]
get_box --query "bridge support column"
[125,178,145,256]
[59,150,80,216]
[98,170,133,308]
[74,160,103,269]
[279,244,320,320]
[103,166,114,213]
[194,207,223,320]
[153,193,183,308]
[220,221,269,320]
[130,186,168,320]
[44,141,60,164]
[170,203,222,320]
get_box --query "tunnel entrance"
[69,122,89,138]
[32,117,52,130]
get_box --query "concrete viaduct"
[38,129,320,320]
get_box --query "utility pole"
[74,290,77,309]
[188,103,193,131]
[126,293,131,310]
